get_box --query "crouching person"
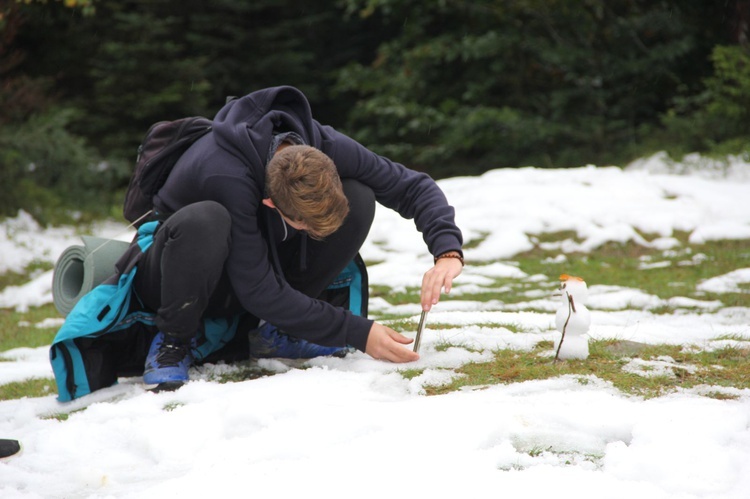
[52,85,464,395]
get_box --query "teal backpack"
[49,222,368,402]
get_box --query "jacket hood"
[211,86,321,178]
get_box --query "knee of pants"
[164,201,232,244]
[341,179,375,229]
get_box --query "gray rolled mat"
[52,236,131,317]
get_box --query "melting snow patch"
[697,269,750,294]
[621,356,698,378]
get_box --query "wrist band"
[434,253,464,266]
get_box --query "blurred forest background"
[1,0,749,223]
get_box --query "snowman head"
[559,274,589,305]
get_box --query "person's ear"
[262,198,276,209]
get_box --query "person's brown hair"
[266,145,349,239]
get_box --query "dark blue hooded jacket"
[153,86,463,352]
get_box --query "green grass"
[215,363,277,384]
[0,304,61,352]
[1,233,749,405]
[516,235,750,308]
[0,378,57,400]
[369,234,750,399]
[0,261,53,290]
[424,340,750,399]
[398,368,425,380]
[369,284,421,305]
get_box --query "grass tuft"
[0,378,56,401]
[0,304,61,351]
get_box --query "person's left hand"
[421,254,463,311]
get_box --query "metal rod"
[413,310,427,353]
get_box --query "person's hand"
[365,322,420,363]
[421,253,463,311]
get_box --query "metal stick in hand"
[413,310,427,353]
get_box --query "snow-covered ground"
[1,152,750,498]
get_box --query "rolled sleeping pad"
[52,236,131,317]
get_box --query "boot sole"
[147,381,185,393]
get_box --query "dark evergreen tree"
[336,0,732,176]
[15,0,381,163]
[1,0,748,219]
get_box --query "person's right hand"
[365,322,420,363]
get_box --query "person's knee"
[187,201,230,229]
[165,201,232,244]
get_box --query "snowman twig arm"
[554,292,574,362]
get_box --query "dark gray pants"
[133,179,375,341]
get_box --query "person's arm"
[318,124,464,312]
[319,124,462,253]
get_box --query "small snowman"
[554,274,591,360]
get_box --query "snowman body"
[554,274,591,360]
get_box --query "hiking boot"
[248,322,350,359]
[143,332,193,385]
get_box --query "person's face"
[278,210,309,232]
[262,198,310,232]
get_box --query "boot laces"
[157,336,190,367]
